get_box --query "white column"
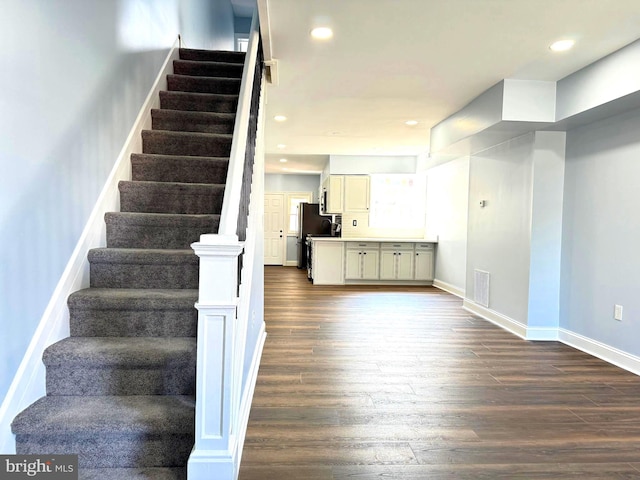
[188,234,244,479]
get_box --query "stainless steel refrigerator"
[297,203,331,269]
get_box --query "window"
[235,35,249,52]
[368,174,426,229]
[286,193,312,234]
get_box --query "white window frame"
[286,192,313,235]
[235,34,249,52]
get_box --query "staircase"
[11,48,246,479]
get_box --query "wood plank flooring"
[239,266,640,479]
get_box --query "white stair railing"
[188,8,264,480]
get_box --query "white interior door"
[264,193,285,265]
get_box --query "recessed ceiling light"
[277,144,287,149]
[311,27,333,40]
[279,158,288,163]
[405,120,418,126]
[274,115,287,122]
[549,39,575,52]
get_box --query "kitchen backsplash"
[341,213,425,239]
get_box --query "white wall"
[425,156,469,295]
[466,134,534,324]
[561,108,640,356]
[527,132,565,330]
[180,0,235,50]
[329,155,417,174]
[265,174,320,201]
[0,0,235,412]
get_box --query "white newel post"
[188,233,245,479]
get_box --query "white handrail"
[217,10,261,237]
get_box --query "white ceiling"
[259,0,640,174]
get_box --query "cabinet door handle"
[363,252,367,255]
[398,253,401,256]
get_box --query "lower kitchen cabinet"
[345,243,379,280]
[312,241,344,285]
[414,243,435,281]
[380,243,414,280]
[311,239,435,285]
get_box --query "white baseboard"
[0,39,180,455]
[433,279,465,298]
[463,301,640,377]
[283,260,298,267]
[462,300,561,341]
[526,326,559,341]
[462,299,527,340]
[559,329,640,376]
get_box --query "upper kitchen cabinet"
[322,175,344,214]
[322,174,370,214]
[343,175,370,212]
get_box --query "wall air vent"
[474,270,490,308]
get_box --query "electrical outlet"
[614,304,623,321]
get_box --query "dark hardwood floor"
[239,266,640,479]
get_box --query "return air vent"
[474,270,490,308]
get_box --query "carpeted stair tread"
[80,467,186,480]
[173,59,243,78]
[167,74,241,95]
[105,212,219,249]
[179,48,245,63]
[159,90,238,113]
[44,337,195,395]
[69,288,198,310]
[16,434,193,469]
[44,337,195,367]
[12,395,195,435]
[119,180,225,215]
[142,129,232,157]
[88,248,198,289]
[131,153,228,184]
[151,109,235,134]
[68,288,197,338]
[88,248,197,265]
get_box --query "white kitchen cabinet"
[312,240,344,285]
[323,175,344,214]
[379,251,396,280]
[380,243,414,280]
[414,243,435,281]
[343,175,369,212]
[361,249,379,279]
[345,242,379,280]
[345,249,362,279]
[397,251,414,279]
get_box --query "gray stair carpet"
[12,48,245,480]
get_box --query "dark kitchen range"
[296,203,340,280]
